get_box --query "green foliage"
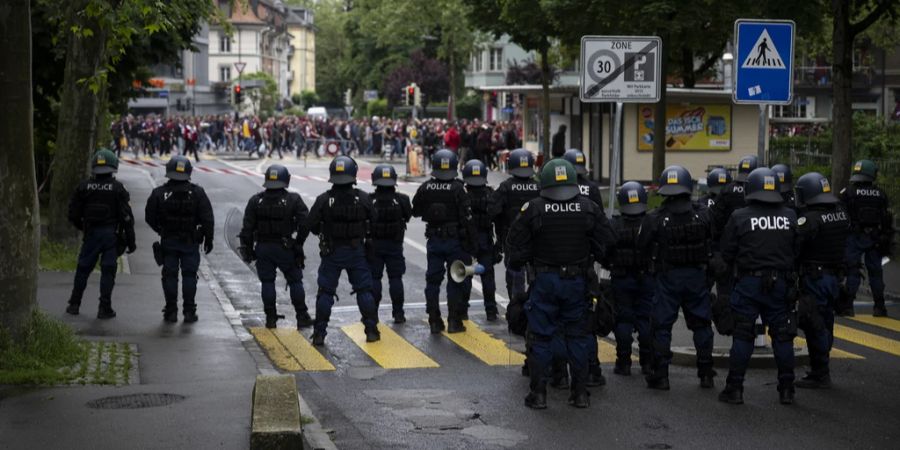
[367,99,390,118]
[300,90,321,108]
[241,72,280,118]
[456,93,482,120]
[0,311,86,385]
[39,239,79,272]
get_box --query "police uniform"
[492,149,540,305]
[66,150,136,318]
[794,172,849,389]
[720,167,798,405]
[368,165,413,323]
[639,166,716,390]
[841,160,894,317]
[609,181,655,376]
[507,159,615,409]
[308,156,379,344]
[412,149,478,334]
[145,156,214,322]
[239,165,312,330]
[701,167,732,210]
[462,159,500,321]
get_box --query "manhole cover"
[86,393,186,409]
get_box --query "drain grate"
[86,393,186,409]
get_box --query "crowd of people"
[110,114,523,167]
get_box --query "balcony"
[794,65,877,90]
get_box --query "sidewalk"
[0,169,259,450]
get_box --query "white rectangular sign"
[580,36,662,103]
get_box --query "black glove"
[709,253,728,279]
[204,238,214,254]
[492,243,503,265]
[879,234,894,256]
[238,245,255,263]
[126,242,137,254]
[295,251,305,269]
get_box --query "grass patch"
[0,310,87,385]
[300,415,316,425]
[39,238,79,272]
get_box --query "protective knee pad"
[684,311,712,331]
[732,315,757,341]
[768,320,797,343]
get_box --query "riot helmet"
[508,148,535,178]
[431,149,459,181]
[735,155,759,182]
[744,167,783,203]
[706,167,732,195]
[91,149,119,175]
[850,159,877,183]
[794,172,839,207]
[372,164,397,187]
[539,159,579,201]
[617,181,648,215]
[165,155,193,181]
[657,165,693,196]
[563,149,588,176]
[462,159,488,187]
[329,155,358,185]
[263,164,291,189]
[771,163,793,193]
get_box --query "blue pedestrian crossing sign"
[733,19,795,104]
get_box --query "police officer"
[66,149,136,318]
[841,159,894,317]
[308,156,379,344]
[771,163,795,207]
[368,164,412,324]
[563,149,604,207]
[794,172,849,389]
[461,159,500,321]
[609,181,656,376]
[719,167,798,405]
[507,159,615,409]
[412,149,478,333]
[492,149,541,305]
[238,164,312,330]
[700,167,732,209]
[639,166,716,390]
[145,156,214,322]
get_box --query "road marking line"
[767,335,865,359]
[438,320,525,366]
[833,323,900,357]
[249,327,335,371]
[850,315,900,333]
[597,338,618,363]
[341,323,439,369]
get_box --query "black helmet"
[735,155,759,182]
[794,172,839,207]
[539,159,579,201]
[657,165,693,196]
[431,149,459,181]
[263,164,291,189]
[770,163,793,193]
[850,159,877,182]
[706,167,732,195]
[329,155,358,185]
[508,148,535,178]
[91,149,119,175]
[563,149,588,176]
[165,155,193,181]
[462,159,488,186]
[617,181,648,215]
[744,167,782,203]
[372,164,397,187]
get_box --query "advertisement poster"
[637,103,732,151]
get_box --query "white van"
[306,106,328,120]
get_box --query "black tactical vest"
[82,178,120,228]
[502,178,540,225]
[161,183,197,238]
[846,185,887,228]
[422,180,461,225]
[531,197,593,266]
[801,206,849,266]
[611,215,647,270]
[371,192,405,240]
[658,207,710,266]
[324,188,368,240]
[256,192,294,240]
[468,187,493,230]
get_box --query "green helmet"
[91,149,119,175]
[850,159,877,182]
[539,159,579,201]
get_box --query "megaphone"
[450,260,485,283]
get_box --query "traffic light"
[233,84,243,105]
[490,91,498,108]
[407,85,415,106]
[402,85,410,106]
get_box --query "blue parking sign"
[733,19,795,104]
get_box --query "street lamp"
[722,50,734,91]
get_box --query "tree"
[505,58,545,85]
[830,0,897,191]
[1,0,40,343]
[382,50,449,108]
[242,72,279,117]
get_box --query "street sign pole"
[758,104,767,165]
[608,102,624,219]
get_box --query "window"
[220,34,231,53]
[772,96,812,118]
[220,65,231,82]
[471,51,483,72]
[489,48,503,71]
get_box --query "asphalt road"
[123,152,900,450]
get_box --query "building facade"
[286,6,316,97]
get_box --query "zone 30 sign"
[580,36,662,103]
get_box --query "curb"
[251,375,303,449]
[671,345,810,369]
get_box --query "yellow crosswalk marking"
[342,323,439,369]
[598,338,640,363]
[250,327,335,371]
[794,335,864,360]
[440,320,526,366]
[833,323,900,357]
[850,315,900,334]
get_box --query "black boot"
[265,309,278,329]
[614,358,631,376]
[183,310,199,323]
[311,331,326,346]
[296,311,314,329]
[568,389,590,408]
[700,368,717,389]
[365,326,381,343]
[486,307,499,322]
[163,308,178,323]
[646,376,670,391]
[873,294,888,317]
[795,372,832,389]
[393,312,407,324]
[66,302,80,315]
[429,319,445,334]
[587,367,606,387]
[524,389,547,409]
[549,375,569,390]
[719,384,744,404]
[97,302,117,319]
[447,319,466,333]
[778,384,795,405]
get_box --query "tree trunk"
[0,0,40,343]
[831,0,854,192]
[94,80,110,150]
[681,47,696,89]
[539,45,551,160]
[652,37,668,182]
[47,0,108,243]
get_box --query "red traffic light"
[234,85,242,93]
